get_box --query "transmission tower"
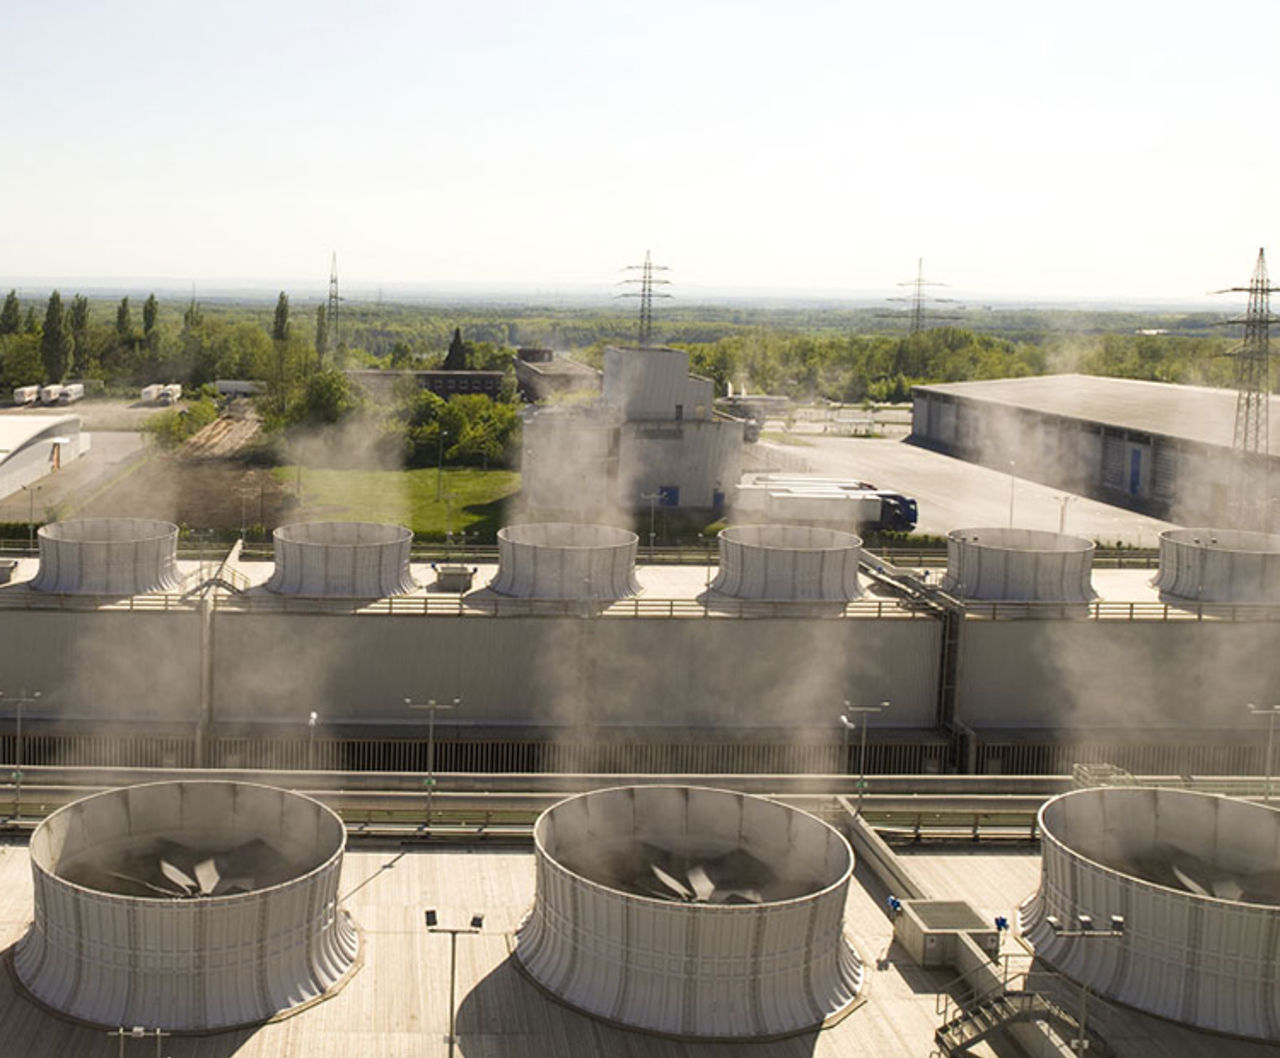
[619,250,672,346]
[880,258,961,332]
[1217,248,1280,453]
[1213,248,1280,528]
[324,252,341,365]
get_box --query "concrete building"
[347,368,506,403]
[522,346,744,514]
[0,414,88,500]
[513,347,601,402]
[911,374,1276,524]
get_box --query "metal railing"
[962,598,1280,621]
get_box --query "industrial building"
[910,374,1280,524]
[513,346,601,402]
[0,513,1274,1053]
[0,414,88,501]
[0,513,1275,779]
[521,345,744,514]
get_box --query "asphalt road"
[755,431,1176,546]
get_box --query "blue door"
[1129,449,1141,494]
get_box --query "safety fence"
[0,731,949,776]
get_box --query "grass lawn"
[273,466,520,540]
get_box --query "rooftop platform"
[0,833,1271,1056]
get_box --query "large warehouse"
[0,414,88,500]
[910,374,1278,524]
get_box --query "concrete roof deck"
[0,835,1270,1056]
[915,373,1279,455]
[897,845,1280,1058]
[0,839,955,1058]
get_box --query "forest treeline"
[0,287,1246,416]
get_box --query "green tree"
[68,294,90,374]
[116,297,134,339]
[272,292,290,342]
[0,333,43,388]
[40,291,72,382]
[293,368,360,425]
[183,294,203,331]
[314,304,327,364]
[22,306,38,334]
[444,327,467,370]
[142,293,158,336]
[0,291,19,335]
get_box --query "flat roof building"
[911,374,1278,524]
[0,413,88,501]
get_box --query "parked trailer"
[157,382,182,406]
[39,384,63,405]
[56,383,84,404]
[12,385,39,406]
[140,384,163,403]
[215,379,261,398]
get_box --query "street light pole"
[425,909,484,1058]
[308,710,318,770]
[21,483,38,553]
[406,696,461,828]
[3,688,42,821]
[436,428,450,501]
[641,491,659,554]
[106,1025,168,1058]
[1248,703,1280,802]
[1057,494,1078,535]
[839,700,890,816]
[1008,460,1016,528]
[1045,912,1125,1052]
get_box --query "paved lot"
[0,430,147,525]
[754,433,1175,547]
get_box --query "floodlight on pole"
[425,909,484,1057]
[407,696,461,828]
[1045,912,1124,1052]
[2,688,42,821]
[840,700,890,816]
[1248,703,1280,802]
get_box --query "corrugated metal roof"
[913,374,1279,453]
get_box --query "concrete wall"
[621,419,742,509]
[0,609,201,723]
[957,618,1280,730]
[210,613,940,731]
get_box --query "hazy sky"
[2,0,1275,301]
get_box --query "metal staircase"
[933,955,1117,1057]
[935,989,1103,1056]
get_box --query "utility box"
[894,900,999,967]
[433,564,476,593]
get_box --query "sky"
[1,0,1276,303]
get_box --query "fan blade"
[103,869,187,898]
[1171,863,1210,897]
[651,864,693,900]
[160,859,196,895]
[687,864,715,902]
[1212,877,1244,901]
[212,875,255,896]
[194,858,220,895]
